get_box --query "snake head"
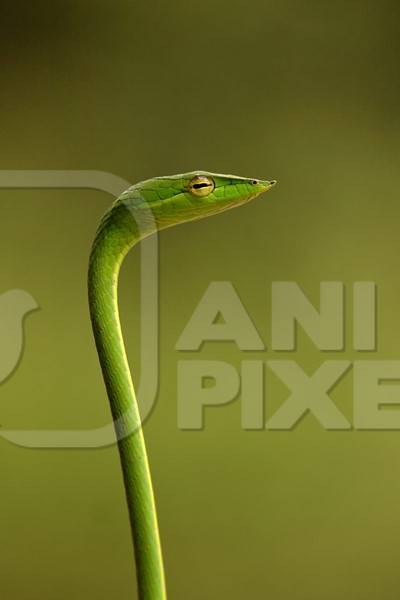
[124,171,276,231]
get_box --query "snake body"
[88,171,276,599]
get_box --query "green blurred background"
[1,0,400,598]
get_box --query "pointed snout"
[259,179,277,192]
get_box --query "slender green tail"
[87,171,275,599]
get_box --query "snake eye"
[251,179,258,185]
[188,176,215,197]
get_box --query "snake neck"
[88,203,142,432]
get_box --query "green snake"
[88,171,276,599]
